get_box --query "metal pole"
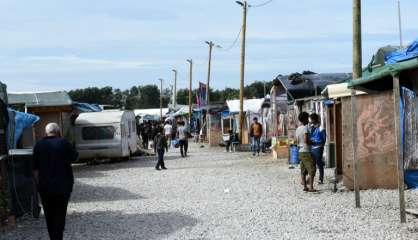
[352,0,362,208]
[187,59,193,126]
[238,0,248,143]
[393,75,406,223]
[397,0,403,47]
[172,69,177,109]
[159,78,163,119]
[206,42,213,106]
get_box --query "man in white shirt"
[177,121,189,157]
[295,112,316,192]
[164,122,173,149]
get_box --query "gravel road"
[3,143,418,240]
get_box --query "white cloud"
[0,56,165,74]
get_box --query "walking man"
[164,121,173,149]
[309,113,326,184]
[296,112,316,192]
[141,121,150,149]
[33,123,77,240]
[154,127,168,171]
[177,121,189,157]
[250,117,263,156]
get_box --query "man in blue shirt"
[309,113,326,184]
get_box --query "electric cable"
[249,0,274,8]
[218,27,243,52]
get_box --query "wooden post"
[238,0,247,143]
[352,0,362,209]
[333,102,338,192]
[187,59,193,126]
[393,75,406,223]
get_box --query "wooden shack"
[8,91,74,147]
[342,52,418,190]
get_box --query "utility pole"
[236,0,248,143]
[205,41,214,106]
[159,78,164,119]
[172,69,178,109]
[352,0,362,209]
[187,59,193,126]
[397,0,403,47]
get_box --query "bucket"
[289,144,299,164]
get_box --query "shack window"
[82,126,115,140]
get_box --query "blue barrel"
[289,145,300,164]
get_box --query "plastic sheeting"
[227,99,265,113]
[401,87,418,188]
[7,109,39,149]
[386,39,418,64]
[73,102,102,112]
[401,87,418,170]
[405,170,418,189]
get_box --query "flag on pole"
[199,82,207,106]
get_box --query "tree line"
[68,81,273,110]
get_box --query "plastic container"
[289,144,300,165]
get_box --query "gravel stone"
[2,143,418,240]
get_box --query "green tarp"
[349,54,418,88]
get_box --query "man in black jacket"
[154,127,168,171]
[33,123,77,240]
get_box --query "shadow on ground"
[4,211,198,240]
[70,181,144,203]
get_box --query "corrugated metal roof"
[8,91,72,107]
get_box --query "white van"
[75,110,138,160]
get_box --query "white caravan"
[75,110,138,160]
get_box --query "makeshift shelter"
[344,39,418,190]
[269,73,349,159]
[270,72,350,138]
[226,98,270,145]
[345,39,418,223]
[205,103,226,146]
[321,83,366,184]
[8,91,74,146]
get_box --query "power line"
[249,0,274,8]
[218,27,243,52]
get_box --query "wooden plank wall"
[341,91,397,189]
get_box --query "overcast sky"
[1,0,417,92]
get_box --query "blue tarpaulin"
[386,39,418,64]
[405,170,418,189]
[73,102,102,112]
[400,87,418,188]
[7,108,39,149]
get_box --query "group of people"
[137,120,162,149]
[295,112,326,192]
[146,119,190,171]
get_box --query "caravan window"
[82,126,115,140]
